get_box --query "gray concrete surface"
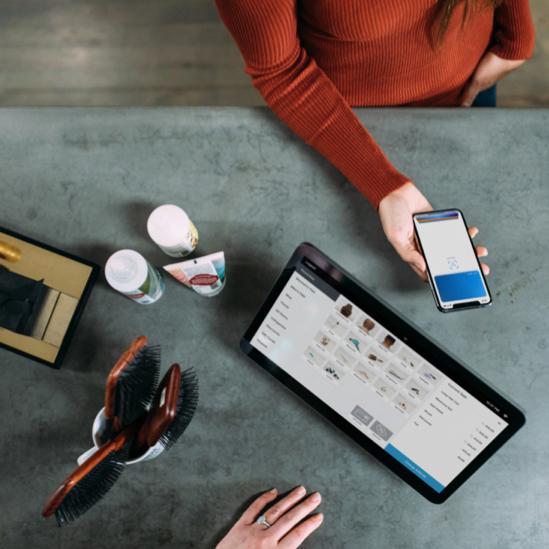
[0,107,548,549]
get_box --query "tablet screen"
[250,262,508,494]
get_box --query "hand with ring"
[216,486,324,549]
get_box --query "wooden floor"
[0,0,546,107]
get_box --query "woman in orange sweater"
[216,0,535,281]
[215,2,535,547]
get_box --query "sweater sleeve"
[215,0,409,208]
[490,0,536,60]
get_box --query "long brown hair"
[436,0,503,41]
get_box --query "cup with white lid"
[76,407,165,466]
[147,204,199,258]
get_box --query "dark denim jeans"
[472,85,497,107]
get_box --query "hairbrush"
[132,364,198,457]
[42,422,138,526]
[42,350,198,525]
[104,335,160,435]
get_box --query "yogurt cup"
[147,204,199,257]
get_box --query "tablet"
[240,243,525,503]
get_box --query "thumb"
[461,81,480,108]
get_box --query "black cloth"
[0,265,48,335]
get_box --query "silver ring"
[256,514,272,529]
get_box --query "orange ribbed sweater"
[216,1,535,208]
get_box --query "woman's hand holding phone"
[378,182,489,280]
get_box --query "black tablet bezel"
[0,226,99,370]
[241,242,525,503]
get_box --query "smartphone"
[412,209,492,312]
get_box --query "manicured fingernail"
[269,488,277,494]
[296,485,306,495]
[316,513,324,522]
[311,492,321,503]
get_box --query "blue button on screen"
[385,444,445,493]
[434,271,487,302]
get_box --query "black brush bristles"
[54,448,128,526]
[114,345,160,428]
[159,367,199,451]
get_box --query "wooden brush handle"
[134,364,181,455]
[104,335,148,421]
[42,422,138,518]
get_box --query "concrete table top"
[1,107,548,549]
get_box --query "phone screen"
[413,210,491,311]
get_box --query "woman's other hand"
[216,486,323,549]
[461,52,526,107]
[378,182,489,280]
